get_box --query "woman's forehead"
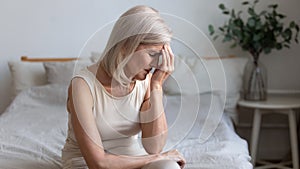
[136,44,164,51]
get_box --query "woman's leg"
[142,160,181,169]
[62,157,88,169]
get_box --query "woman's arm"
[139,44,174,154]
[139,81,167,154]
[68,78,165,169]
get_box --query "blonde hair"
[99,5,172,85]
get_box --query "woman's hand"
[158,149,186,169]
[151,44,174,90]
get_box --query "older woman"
[62,5,185,169]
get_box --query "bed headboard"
[202,55,236,60]
[21,56,79,62]
[20,55,236,62]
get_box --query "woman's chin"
[133,73,148,81]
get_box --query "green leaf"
[248,8,255,16]
[242,1,249,5]
[268,4,278,9]
[255,22,262,30]
[223,34,232,42]
[232,29,242,39]
[253,34,262,41]
[219,4,225,10]
[275,43,282,50]
[290,21,295,28]
[234,18,244,27]
[277,14,286,19]
[208,25,215,35]
[247,18,256,27]
[264,47,271,54]
[213,35,219,41]
[283,29,292,40]
[237,11,243,17]
[295,24,299,32]
[223,11,230,15]
[231,9,236,18]
[259,11,267,16]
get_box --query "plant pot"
[242,58,267,101]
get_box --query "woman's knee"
[142,160,181,169]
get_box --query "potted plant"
[208,0,299,100]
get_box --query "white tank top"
[62,67,149,163]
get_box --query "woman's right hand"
[158,149,186,168]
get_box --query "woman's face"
[125,44,164,81]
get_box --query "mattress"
[0,84,252,169]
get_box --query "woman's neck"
[94,64,135,97]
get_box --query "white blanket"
[163,94,252,169]
[0,84,252,169]
[0,84,68,169]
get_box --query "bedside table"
[238,95,300,169]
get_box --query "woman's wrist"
[145,153,163,166]
[150,82,163,91]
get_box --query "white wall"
[1,0,300,114]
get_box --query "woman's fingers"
[158,44,173,73]
[164,46,171,71]
[160,48,168,72]
[151,44,175,86]
[166,44,174,72]
[163,149,186,168]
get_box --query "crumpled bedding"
[174,116,252,169]
[0,84,252,169]
[163,94,252,169]
[0,84,68,169]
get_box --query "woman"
[62,5,185,169]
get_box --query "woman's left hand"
[151,44,174,89]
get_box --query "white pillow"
[8,61,47,97]
[163,56,248,119]
[43,60,92,85]
[164,92,225,148]
[90,52,101,63]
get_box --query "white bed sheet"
[173,115,252,169]
[163,94,252,169]
[0,84,68,169]
[0,84,252,169]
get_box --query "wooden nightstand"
[238,95,300,169]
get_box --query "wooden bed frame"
[21,56,79,62]
[203,55,236,60]
[20,55,236,62]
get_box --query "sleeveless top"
[61,67,149,166]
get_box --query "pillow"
[8,61,47,97]
[90,52,101,63]
[164,91,225,149]
[43,60,92,85]
[163,56,248,119]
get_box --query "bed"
[0,55,252,169]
